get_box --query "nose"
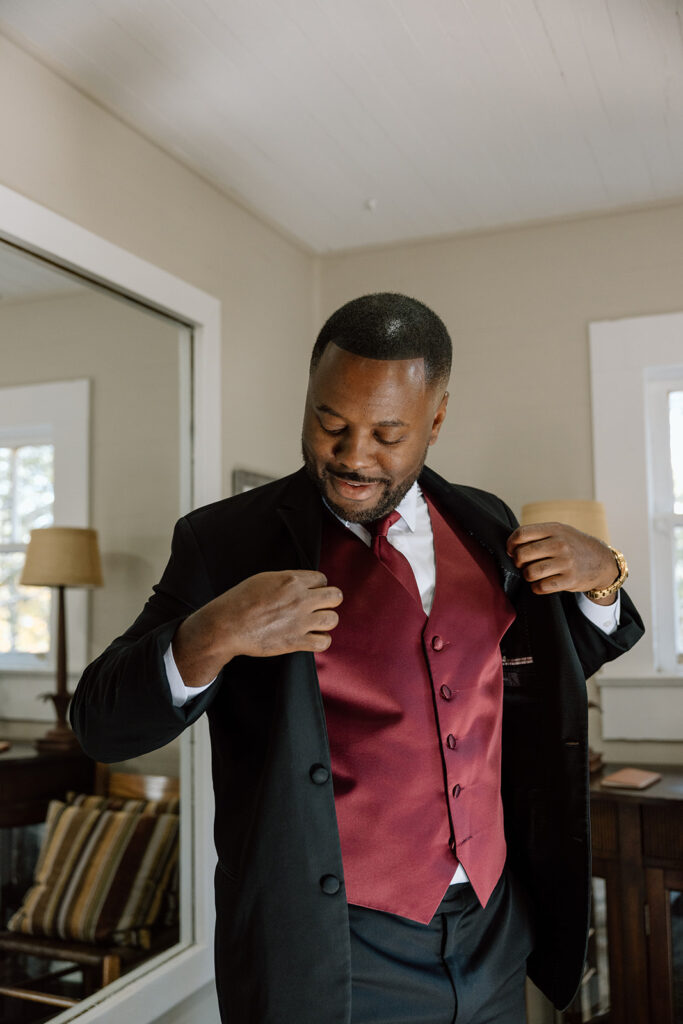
[332,430,374,471]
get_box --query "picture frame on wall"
[231,469,276,495]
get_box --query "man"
[71,293,643,1024]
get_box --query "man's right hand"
[172,570,343,687]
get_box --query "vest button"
[452,784,462,798]
[448,836,456,852]
[309,764,329,785]
[431,635,444,651]
[320,874,341,895]
[440,684,452,700]
[446,734,457,749]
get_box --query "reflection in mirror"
[0,239,192,1023]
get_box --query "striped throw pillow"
[7,800,179,948]
[66,791,180,815]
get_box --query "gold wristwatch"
[584,546,628,600]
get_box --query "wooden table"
[578,764,683,1024]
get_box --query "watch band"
[584,546,628,600]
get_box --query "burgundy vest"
[315,495,515,923]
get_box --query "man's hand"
[173,570,343,686]
[506,523,619,606]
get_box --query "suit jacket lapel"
[276,467,323,570]
[420,466,523,604]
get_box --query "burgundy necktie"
[370,510,422,605]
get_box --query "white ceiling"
[1,0,682,253]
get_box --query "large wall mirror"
[0,184,220,1024]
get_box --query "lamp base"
[35,722,83,756]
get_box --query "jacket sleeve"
[498,496,645,677]
[70,515,220,762]
[559,588,645,679]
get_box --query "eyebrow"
[316,403,408,428]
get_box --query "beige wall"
[0,29,681,1024]
[0,33,316,492]
[0,288,182,662]
[320,205,683,512]
[1,28,680,760]
[319,209,683,765]
[0,38,316,1024]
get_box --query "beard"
[301,440,429,524]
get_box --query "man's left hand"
[506,522,619,606]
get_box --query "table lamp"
[520,499,610,544]
[20,526,103,754]
[520,499,610,774]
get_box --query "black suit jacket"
[71,467,644,1023]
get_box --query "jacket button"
[309,764,329,785]
[320,874,341,895]
[440,684,452,700]
[452,784,462,798]
[446,734,457,749]
[431,635,444,651]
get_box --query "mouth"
[327,472,385,503]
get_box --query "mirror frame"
[0,183,221,1023]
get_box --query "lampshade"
[520,500,610,544]
[20,527,103,588]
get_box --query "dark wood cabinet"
[563,765,683,1024]
[0,741,94,827]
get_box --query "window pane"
[16,444,54,542]
[0,447,12,543]
[671,890,683,1023]
[676,526,683,660]
[0,552,51,654]
[669,391,683,514]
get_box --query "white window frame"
[0,380,89,675]
[0,184,221,1024]
[645,373,683,675]
[590,312,683,741]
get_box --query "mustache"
[325,467,389,485]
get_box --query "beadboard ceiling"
[1,0,682,252]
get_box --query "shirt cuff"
[163,643,217,708]
[574,591,621,635]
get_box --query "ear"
[428,390,449,446]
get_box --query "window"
[590,311,683,741]
[670,392,683,658]
[0,440,54,658]
[646,375,683,674]
[0,380,89,676]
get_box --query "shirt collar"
[393,480,419,532]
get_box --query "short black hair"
[310,293,452,389]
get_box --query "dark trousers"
[348,869,533,1024]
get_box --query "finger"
[294,570,328,588]
[522,557,572,584]
[310,609,340,631]
[301,631,333,652]
[506,523,558,556]
[511,537,570,569]
[311,585,343,608]
[528,573,568,595]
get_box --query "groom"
[72,292,643,1023]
